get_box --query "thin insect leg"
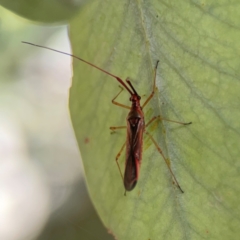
[145,131,184,193]
[112,86,131,110]
[110,126,126,130]
[110,126,127,134]
[115,142,126,182]
[142,60,159,109]
[145,115,192,128]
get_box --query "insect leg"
[145,131,184,193]
[109,126,126,134]
[112,86,131,110]
[115,141,126,182]
[142,60,159,109]
[145,115,192,128]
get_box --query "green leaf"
[0,0,85,23]
[69,1,240,240]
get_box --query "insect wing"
[124,117,144,191]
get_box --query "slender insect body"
[22,41,192,194]
[124,96,145,191]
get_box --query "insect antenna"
[22,41,134,96]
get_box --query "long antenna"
[22,41,134,95]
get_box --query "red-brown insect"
[22,41,191,194]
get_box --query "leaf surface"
[68,1,240,240]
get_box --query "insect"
[22,41,192,194]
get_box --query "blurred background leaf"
[0,0,88,23]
